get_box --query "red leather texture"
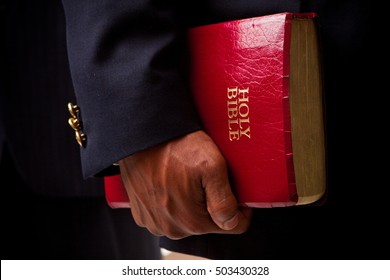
[104,12,317,208]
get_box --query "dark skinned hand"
[119,130,252,239]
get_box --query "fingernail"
[222,214,239,230]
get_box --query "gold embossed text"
[227,87,250,141]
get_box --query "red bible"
[104,12,327,208]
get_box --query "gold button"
[68,102,79,118]
[75,131,86,147]
[68,117,81,131]
[67,102,86,147]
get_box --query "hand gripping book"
[104,12,327,208]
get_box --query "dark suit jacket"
[60,0,309,179]
[5,0,385,259]
[1,0,162,260]
[1,0,103,197]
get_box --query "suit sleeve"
[61,0,202,178]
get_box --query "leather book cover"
[104,175,129,209]
[104,12,326,208]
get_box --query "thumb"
[203,167,242,231]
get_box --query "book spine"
[283,13,297,206]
